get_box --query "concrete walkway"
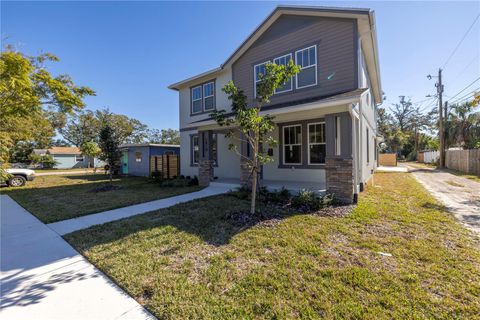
[0,195,155,320]
[402,164,480,234]
[375,166,408,173]
[47,185,232,235]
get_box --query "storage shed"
[119,143,180,177]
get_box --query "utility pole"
[436,69,445,168]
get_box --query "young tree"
[98,125,122,182]
[211,61,300,214]
[80,141,100,169]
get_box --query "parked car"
[1,168,36,187]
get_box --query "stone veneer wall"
[198,159,214,186]
[240,157,253,188]
[325,157,354,204]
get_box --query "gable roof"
[47,147,81,155]
[168,5,382,103]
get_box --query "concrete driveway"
[0,195,155,320]
[402,164,480,234]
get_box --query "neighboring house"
[169,5,382,203]
[119,143,180,177]
[46,147,103,169]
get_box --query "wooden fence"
[378,153,397,166]
[150,154,180,179]
[446,149,480,175]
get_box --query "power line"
[449,87,480,105]
[442,13,480,69]
[453,54,479,80]
[448,76,480,101]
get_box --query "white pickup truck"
[1,168,36,187]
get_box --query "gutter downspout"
[348,104,359,202]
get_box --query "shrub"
[29,154,58,169]
[291,190,334,211]
[156,175,198,187]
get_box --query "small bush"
[291,190,334,211]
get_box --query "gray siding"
[232,15,358,107]
[325,112,352,158]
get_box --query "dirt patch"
[445,180,464,188]
[314,204,355,217]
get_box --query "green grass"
[65,173,480,319]
[1,174,202,223]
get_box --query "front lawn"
[1,174,202,223]
[66,173,480,319]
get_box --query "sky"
[2,1,480,132]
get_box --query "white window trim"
[273,53,293,94]
[253,61,269,98]
[295,45,318,90]
[203,82,215,111]
[283,124,302,165]
[335,116,341,156]
[192,135,199,165]
[191,86,202,114]
[307,122,326,165]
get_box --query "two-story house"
[169,5,382,203]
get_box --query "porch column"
[198,130,214,186]
[325,112,355,204]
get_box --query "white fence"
[423,150,440,164]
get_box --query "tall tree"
[60,110,99,146]
[0,48,94,163]
[147,128,180,145]
[98,125,122,182]
[445,101,480,149]
[212,60,300,214]
[95,109,148,144]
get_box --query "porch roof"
[186,88,367,129]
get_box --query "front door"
[122,151,128,174]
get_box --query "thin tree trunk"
[109,162,113,183]
[250,163,257,215]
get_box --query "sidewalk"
[0,195,155,320]
[35,169,104,176]
[48,185,232,235]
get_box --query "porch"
[210,177,326,194]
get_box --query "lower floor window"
[308,122,326,164]
[135,152,142,162]
[75,155,84,162]
[191,133,217,165]
[283,125,302,165]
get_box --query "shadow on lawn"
[65,193,318,248]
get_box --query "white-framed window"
[254,61,269,98]
[135,151,142,162]
[273,54,293,94]
[308,122,326,164]
[75,155,84,162]
[203,82,215,111]
[191,135,199,165]
[283,124,302,165]
[295,45,317,89]
[191,86,202,114]
[335,116,341,156]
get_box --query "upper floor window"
[274,54,293,94]
[254,62,268,98]
[191,86,202,113]
[295,45,317,89]
[203,82,215,111]
[191,81,215,114]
